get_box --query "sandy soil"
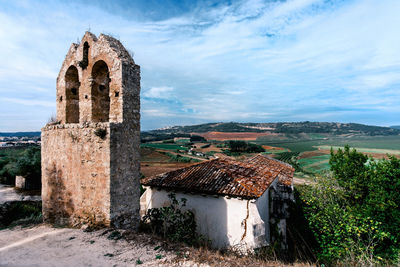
[0,225,187,267]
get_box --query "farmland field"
[141,143,189,151]
[318,146,400,155]
[140,147,195,178]
[255,135,400,175]
[298,154,331,174]
[255,135,400,153]
[194,131,278,141]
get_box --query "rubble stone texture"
[41,32,141,229]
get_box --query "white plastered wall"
[140,184,276,249]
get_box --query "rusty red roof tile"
[141,154,294,199]
[244,154,294,186]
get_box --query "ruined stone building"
[141,154,294,249]
[41,32,140,228]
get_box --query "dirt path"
[0,184,41,204]
[0,225,188,266]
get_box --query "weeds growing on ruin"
[94,128,107,139]
[140,193,206,246]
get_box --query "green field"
[255,135,400,175]
[256,135,400,153]
[298,154,331,174]
[141,143,189,151]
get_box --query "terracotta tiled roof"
[141,154,294,199]
[244,154,294,186]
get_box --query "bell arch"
[91,60,110,122]
[65,65,80,123]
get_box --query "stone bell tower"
[41,32,140,228]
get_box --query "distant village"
[0,135,41,148]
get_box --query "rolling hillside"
[142,121,400,142]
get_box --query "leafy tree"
[227,140,265,153]
[190,135,206,142]
[300,146,400,264]
[329,145,369,203]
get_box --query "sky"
[0,0,400,131]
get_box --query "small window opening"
[85,95,88,99]
[79,42,89,69]
[71,88,77,95]
[59,96,63,102]
[114,91,119,97]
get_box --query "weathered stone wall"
[42,123,111,226]
[42,32,140,229]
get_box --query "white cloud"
[143,86,174,99]
[1,0,400,130]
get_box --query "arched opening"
[79,42,89,69]
[91,60,110,122]
[65,65,80,123]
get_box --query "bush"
[141,193,199,245]
[14,147,41,188]
[0,201,42,229]
[298,146,400,265]
[227,141,265,153]
[0,147,41,186]
[142,193,197,245]
[190,135,206,142]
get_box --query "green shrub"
[141,193,199,245]
[227,141,264,153]
[298,146,400,265]
[0,201,42,229]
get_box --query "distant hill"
[141,122,400,142]
[390,126,400,130]
[0,132,41,137]
[148,122,400,135]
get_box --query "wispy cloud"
[143,86,174,99]
[0,0,400,131]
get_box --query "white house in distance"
[140,154,294,250]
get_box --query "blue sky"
[1,0,400,131]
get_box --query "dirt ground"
[0,184,41,204]
[0,225,191,267]
[141,162,194,178]
[0,224,313,267]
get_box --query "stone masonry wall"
[42,123,111,226]
[42,32,140,229]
